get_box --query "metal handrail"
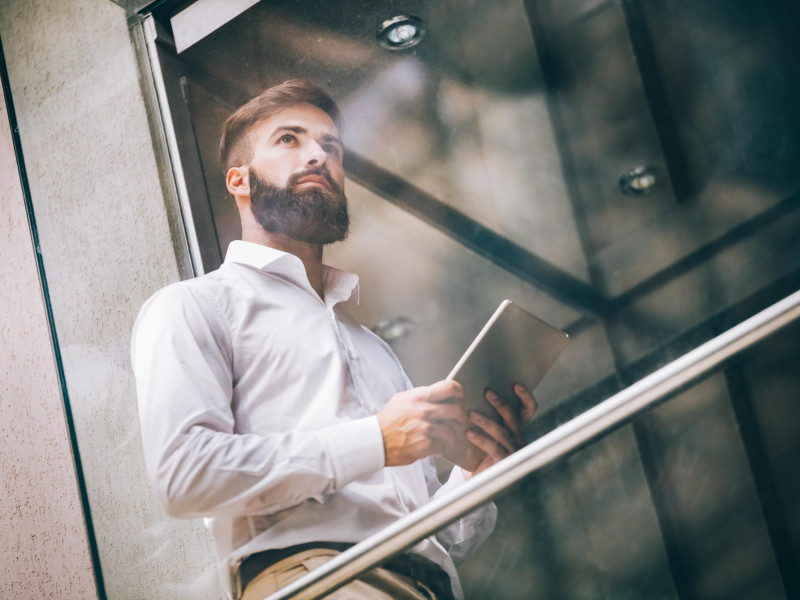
[264,289,800,600]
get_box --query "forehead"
[250,102,340,140]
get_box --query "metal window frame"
[171,0,262,53]
[142,14,207,275]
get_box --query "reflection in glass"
[141,0,800,597]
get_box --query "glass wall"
[93,0,800,596]
[150,0,800,387]
[442,316,800,599]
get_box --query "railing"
[264,289,800,600]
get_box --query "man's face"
[245,103,348,244]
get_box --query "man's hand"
[378,380,468,466]
[462,383,537,479]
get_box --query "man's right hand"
[377,380,468,466]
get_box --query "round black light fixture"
[619,165,660,197]
[377,16,426,50]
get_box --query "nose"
[304,140,327,167]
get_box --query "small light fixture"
[372,316,415,345]
[377,16,426,50]
[619,165,660,197]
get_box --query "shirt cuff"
[317,416,385,486]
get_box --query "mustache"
[287,165,340,193]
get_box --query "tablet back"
[448,299,569,423]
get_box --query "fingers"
[468,411,516,454]
[429,422,459,449]
[514,383,538,422]
[485,389,522,443]
[380,380,530,467]
[466,426,511,462]
[484,384,538,445]
[424,401,469,429]
[424,380,468,428]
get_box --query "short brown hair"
[218,79,344,171]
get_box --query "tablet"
[442,299,569,470]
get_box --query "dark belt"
[239,541,454,599]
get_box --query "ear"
[226,166,250,200]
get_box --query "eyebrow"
[271,125,343,150]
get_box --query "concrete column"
[0,0,222,598]
[0,59,99,600]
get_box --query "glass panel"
[162,0,800,368]
[144,0,800,597]
[175,0,591,281]
[449,424,679,600]
[427,352,794,599]
[634,375,783,599]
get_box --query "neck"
[241,223,325,299]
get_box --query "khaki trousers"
[240,548,438,600]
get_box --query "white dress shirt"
[131,241,496,599]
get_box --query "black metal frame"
[619,0,696,201]
[152,35,224,273]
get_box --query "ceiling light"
[377,16,426,50]
[619,165,660,196]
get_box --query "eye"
[278,134,296,144]
[324,144,341,157]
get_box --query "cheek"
[254,168,290,190]
[251,153,298,187]
[330,165,346,191]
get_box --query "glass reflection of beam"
[172,55,800,321]
[173,59,613,317]
[529,266,800,445]
[610,191,800,312]
[344,150,613,318]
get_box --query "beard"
[248,166,350,245]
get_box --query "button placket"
[327,308,347,354]
[329,308,371,413]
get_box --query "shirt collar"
[224,240,360,306]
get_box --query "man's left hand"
[462,383,537,479]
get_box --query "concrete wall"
[0,56,99,600]
[0,0,222,597]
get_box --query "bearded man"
[132,80,537,600]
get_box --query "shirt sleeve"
[423,460,498,564]
[131,283,385,520]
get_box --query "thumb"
[427,379,465,403]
